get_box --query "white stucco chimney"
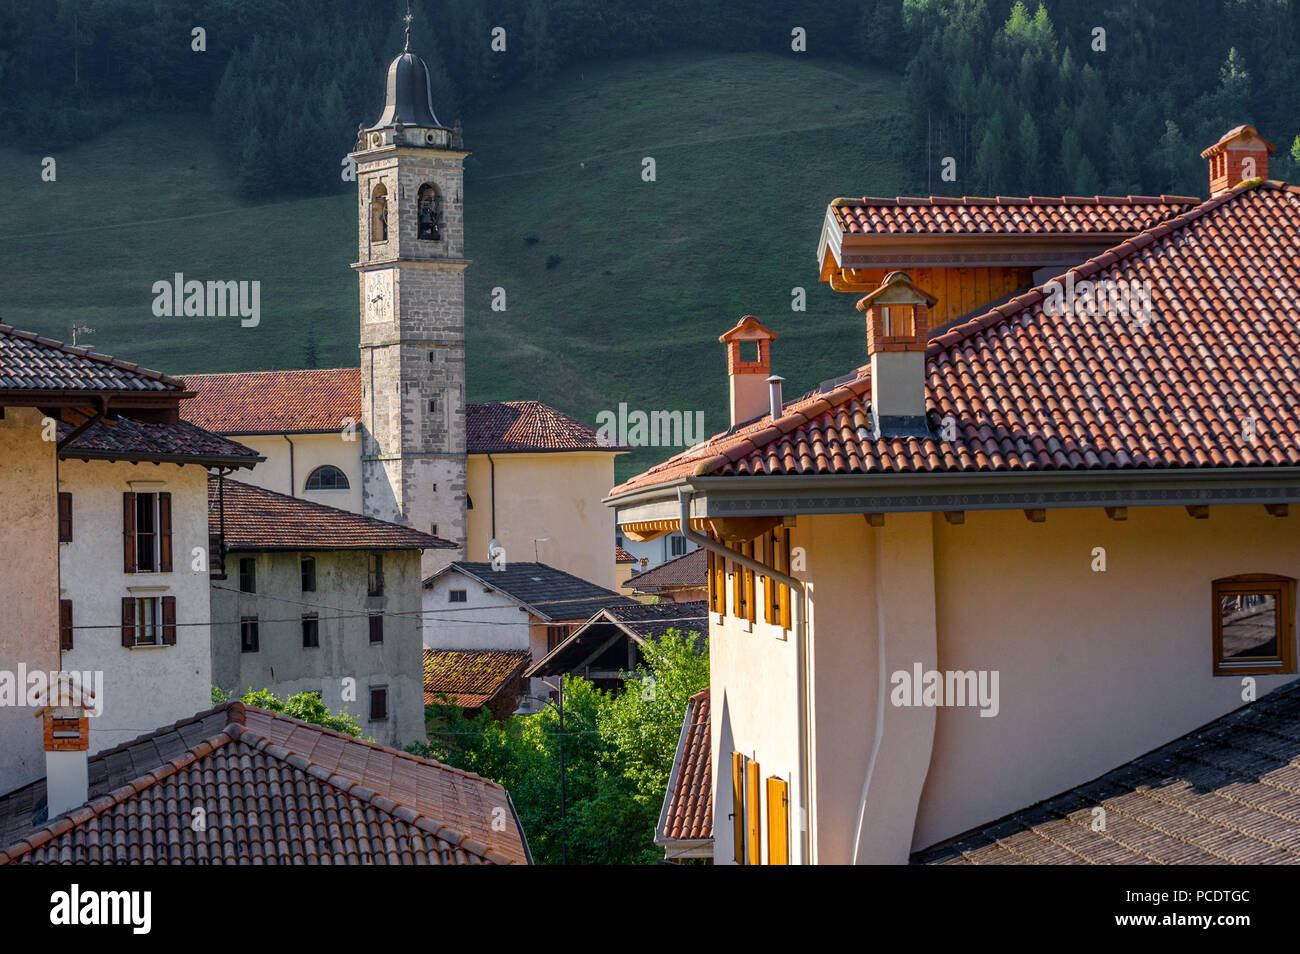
[719,316,778,428]
[857,271,937,436]
[40,675,93,819]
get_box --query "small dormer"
[719,316,778,427]
[1201,125,1275,196]
[856,271,937,436]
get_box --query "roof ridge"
[0,323,185,390]
[833,193,1200,208]
[0,724,241,865]
[926,180,1255,357]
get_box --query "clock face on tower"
[364,269,394,324]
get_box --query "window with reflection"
[1212,575,1296,675]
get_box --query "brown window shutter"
[746,758,762,864]
[121,596,135,647]
[158,492,173,572]
[161,595,177,645]
[122,492,137,573]
[58,493,72,543]
[59,599,73,651]
[732,752,746,864]
[766,776,789,865]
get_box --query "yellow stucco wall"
[466,452,617,588]
[0,408,60,792]
[220,432,362,513]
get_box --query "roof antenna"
[403,1,413,52]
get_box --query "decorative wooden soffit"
[621,517,710,542]
[708,515,782,544]
[1104,506,1128,521]
[1024,509,1046,523]
[1266,503,1289,517]
[943,511,965,525]
[1185,505,1209,519]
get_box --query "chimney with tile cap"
[37,673,95,819]
[857,270,936,436]
[719,316,778,427]
[1201,125,1275,196]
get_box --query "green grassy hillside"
[0,51,908,480]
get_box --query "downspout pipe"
[677,488,812,865]
[282,434,295,496]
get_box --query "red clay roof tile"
[660,689,711,843]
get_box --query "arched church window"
[305,465,350,491]
[418,184,442,241]
[370,183,389,242]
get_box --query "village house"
[423,560,630,707]
[0,697,529,864]
[423,647,531,719]
[622,547,707,603]
[618,125,1300,864]
[208,478,449,749]
[0,324,261,794]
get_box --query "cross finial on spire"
[403,2,413,52]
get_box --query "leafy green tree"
[211,686,364,737]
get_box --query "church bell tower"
[351,23,468,573]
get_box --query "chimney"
[37,673,94,819]
[767,374,784,420]
[1201,125,1275,196]
[857,271,936,436]
[719,316,778,427]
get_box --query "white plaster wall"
[0,408,60,792]
[422,571,529,650]
[220,432,363,514]
[57,460,214,753]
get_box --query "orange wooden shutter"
[746,758,762,863]
[778,528,791,629]
[766,776,789,865]
[743,541,756,623]
[59,599,73,651]
[732,752,745,863]
[161,596,177,645]
[158,492,173,572]
[122,492,137,573]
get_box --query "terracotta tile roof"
[657,689,712,847]
[626,548,706,591]
[613,181,1300,494]
[0,323,183,393]
[210,478,452,550]
[426,561,631,623]
[0,702,528,864]
[466,400,623,453]
[829,194,1197,238]
[181,368,361,434]
[615,544,636,564]
[57,416,260,466]
[423,648,531,709]
[916,680,1300,865]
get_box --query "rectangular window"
[124,492,171,573]
[449,589,468,603]
[370,686,388,721]
[240,616,260,653]
[302,613,319,649]
[368,612,383,644]
[670,534,686,556]
[121,596,176,647]
[1213,575,1296,675]
[239,557,256,593]
[368,552,384,596]
[58,493,72,543]
[59,599,73,651]
[301,556,316,592]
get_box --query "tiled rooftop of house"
[180,369,622,453]
[612,180,1300,495]
[0,702,529,864]
[829,194,1198,237]
[210,478,453,551]
[527,600,707,678]
[915,680,1300,865]
[423,648,531,709]
[58,416,260,466]
[615,544,636,564]
[0,323,183,393]
[658,688,712,846]
[426,561,631,623]
[625,548,706,592]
